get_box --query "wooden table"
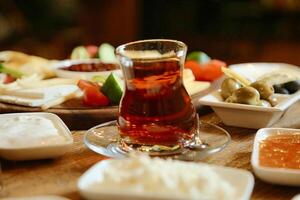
[1,113,299,200]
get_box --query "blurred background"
[0,0,300,65]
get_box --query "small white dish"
[0,112,73,160]
[198,62,300,129]
[198,90,300,128]
[229,62,300,82]
[53,59,122,79]
[78,160,254,200]
[292,194,300,200]
[251,128,300,186]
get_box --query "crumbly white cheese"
[89,155,236,200]
[0,85,79,107]
[0,115,65,148]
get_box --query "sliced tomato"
[77,80,110,106]
[78,79,98,90]
[86,45,99,58]
[82,86,110,106]
[202,59,226,81]
[4,74,16,84]
[185,59,226,81]
[184,60,204,80]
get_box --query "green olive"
[225,95,235,103]
[268,95,279,107]
[260,100,272,107]
[250,81,274,100]
[230,86,261,105]
[221,78,242,99]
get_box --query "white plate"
[53,59,122,79]
[229,62,300,82]
[251,128,300,186]
[0,112,73,160]
[198,90,300,128]
[78,160,254,200]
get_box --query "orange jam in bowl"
[259,133,300,170]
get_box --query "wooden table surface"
[0,113,299,200]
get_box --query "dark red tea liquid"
[118,58,196,146]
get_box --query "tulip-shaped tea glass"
[84,39,230,160]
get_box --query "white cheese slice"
[184,81,210,96]
[183,68,195,83]
[0,85,79,107]
[1,84,78,99]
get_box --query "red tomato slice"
[86,45,98,58]
[185,59,226,81]
[202,59,226,81]
[83,86,110,106]
[4,75,16,84]
[77,80,110,106]
[78,79,98,90]
[210,59,226,67]
[184,60,204,81]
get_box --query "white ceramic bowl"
[198,90,300,129]
[78,160,254,200]
[53,59,122,79]
[197,62,300,128]
[251,128,300,186]
[0,112,73,160]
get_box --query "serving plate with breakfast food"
[0,47,218,129]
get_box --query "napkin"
[272,100,300,128]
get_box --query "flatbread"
[0,51,55,78]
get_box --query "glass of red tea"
[116,39,197,153]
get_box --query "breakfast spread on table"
[1,40,300,200]
[0,44,215,110]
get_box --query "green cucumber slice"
[187,51,211,64]
[0,63,23,78]
[98,43,117,63]
[70,46,90,60]
[101,73,124,104]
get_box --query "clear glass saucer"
[84,119,231,161]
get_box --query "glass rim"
[115,39,187,59]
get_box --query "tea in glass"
[116,40,196,148]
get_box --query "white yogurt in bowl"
[0,115,66,148]
[0,112,73,160]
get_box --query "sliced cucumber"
[101,73,124,104]
[0,63,23,78]
[98,43,117,63]
[70,46,90,60]
[187,51,211,64]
